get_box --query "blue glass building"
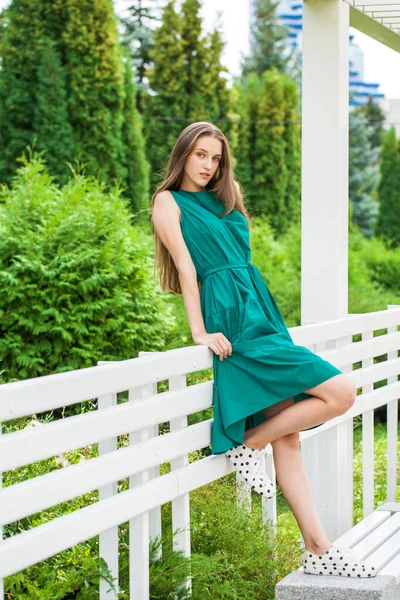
[249,0,385,106]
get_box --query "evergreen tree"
[143,0,231,188]
[231,74,264,212]
[0,0,43,182]
[241,0,292,78]
[63,0,127,185]
[180,0,212,120]
[254,69,287,231]
[376,126,400,246]
[230,81,252,198]
[206,23,233,140]
[349,109,380,238]
[142,0,187,186]
[121,52,151,216]
[358,96,386,150]
[281,73,301,224]
[119,0,164,113]
[0,0,149,210]
[33,37,74,184]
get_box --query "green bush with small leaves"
[0,153,175,381]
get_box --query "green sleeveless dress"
[169,188,342,455]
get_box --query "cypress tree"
[349,109,379,238]
[33,37,74,184]
[0,0,43,182]
[242,0,292,78]
[63,0,127,185]
[236,72,264,213]
[143,0,231,189]
[376,126,400,245]
[359,96,386,151]
[121,52,150,216]
[281,73,301,224]
[0,0,149,208]
[253,69,287,231]
[207,24,233,141]
[119,0,164,113]
[230,81,252,199]
[181,0,213,121]
[142,0,187,187]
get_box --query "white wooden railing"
[0,305,399,599]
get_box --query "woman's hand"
[192,331,232,361]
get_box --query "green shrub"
[250,217,301,327]
[348,228,400,313]
[189,475,300,599]
[357,233,400,292]
[0,153,175,380]
[5,544,115,599]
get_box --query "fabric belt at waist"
[201,262,251,282]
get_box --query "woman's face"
[181,135,223,191]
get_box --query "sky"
[1,0,400,99]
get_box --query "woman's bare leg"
[260,397,332,554]
[244,374,356,449]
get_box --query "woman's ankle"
[304,541,332,555]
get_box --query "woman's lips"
[200,173,210,179]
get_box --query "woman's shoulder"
[153,189,182,221]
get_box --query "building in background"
[249,0,385,107]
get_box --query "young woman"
[151,121,376,578]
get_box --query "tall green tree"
[121,52,151,216]
[0,0,43,182]
[241,0,292,78]
[359,96,386,151]
[376,126,400,246]
[254,69,287,231]
[349,109,380,238]
[0,0,150,210]
[63,0,127,184]
[142,0,187,186]
[180,0,211,120]
[143,0,232,188]
[205,23,232,139]
[230,81,252,197]
[281,74,301,224]
[119,0,164,113]
[33,37,74,184]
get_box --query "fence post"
[128,380,157,600]
[361,330,374,517]
[386,305,400,502]
[137,351,163,555]
[169,373,192,595]
[262,449,277,530]
[97,386,119,600]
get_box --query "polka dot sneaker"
[302,543,377,577]
[225,443,276,499]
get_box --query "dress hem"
[210,368,342,456]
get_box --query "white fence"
[0,305,399,598]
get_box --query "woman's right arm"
[152,191,232,361]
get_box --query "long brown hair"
[151,121,251,294]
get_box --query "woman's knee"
[271,431,300,452]
[328,376,357,416]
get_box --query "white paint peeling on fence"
[0,307,399,598]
